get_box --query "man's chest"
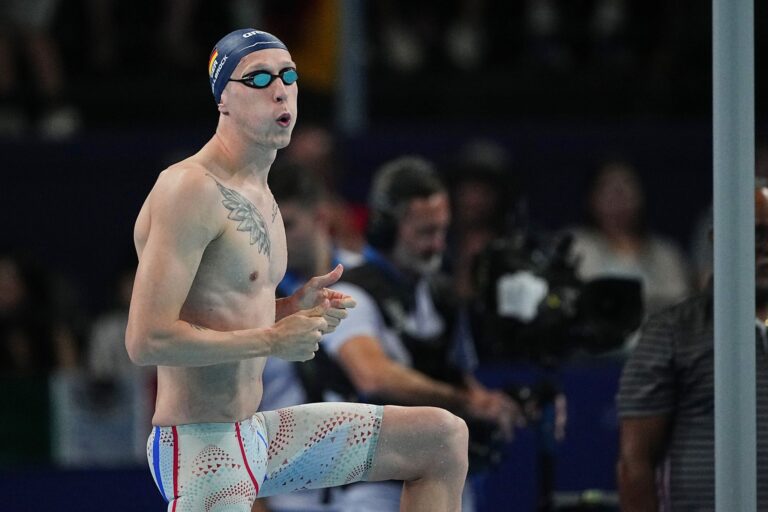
[200,188,288,291]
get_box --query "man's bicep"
[131,226,208,326]
[617,316,677,415]
[129,172,221,331]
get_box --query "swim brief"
[146,402,383,512]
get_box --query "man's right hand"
[462,388,524,441]
[269,302,329,361]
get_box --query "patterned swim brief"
[147,402,384,512]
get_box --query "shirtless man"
[125,29,469,512]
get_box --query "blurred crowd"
[0,0,722,138]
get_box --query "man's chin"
[412,255,442,276]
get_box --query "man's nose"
[273,80,288,102]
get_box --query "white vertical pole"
[713,0,756,510]
[337,0,367,135]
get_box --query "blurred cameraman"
[320,156,521,512]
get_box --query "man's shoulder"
[643,290,712,346]
[150,161,222,213]
[650,291,710,325]
[143,160,228,243]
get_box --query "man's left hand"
[293,264,356,333]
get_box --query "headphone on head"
[366,156,445,251]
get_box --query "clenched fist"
[291,264,356,331]
[269,303,329,361]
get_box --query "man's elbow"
[125,326,156,366]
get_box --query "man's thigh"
[257,402,383,498]
[147,419,269,512]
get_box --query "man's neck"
[208,124,277,183]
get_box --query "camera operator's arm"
[617,415,670,512]
[336,338,521,441]
[336,337,471,412]
[462,374,525,438]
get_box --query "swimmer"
[126,29,469,512]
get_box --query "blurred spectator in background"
[0,0,80,139]
[85,0,118,72]
[281,124,367,252]
[524,0,630,73]
[0,250,78,374]
[445,140,522,302]
[616,186,768,511]
[46,259,151,468]
[159,0,201,70]
[372,0,489,72]
[87,262,144,379]
[567,158,691,316]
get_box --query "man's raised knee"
[423,407,469,474]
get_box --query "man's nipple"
[249,271,258,282]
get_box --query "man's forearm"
[368,362,467,413]
[126,320,273,367]
[617,458,659,512]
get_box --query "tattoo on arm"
[186,322,209,331]
[271,202,278,223]
[207,175,271,258]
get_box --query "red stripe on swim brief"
[235,421,260,495]
[172,426,179,512]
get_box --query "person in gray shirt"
[616,185,768,511]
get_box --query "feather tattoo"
[208,176,271,257]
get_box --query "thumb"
[305,299,331,317]
[310,264,344,289]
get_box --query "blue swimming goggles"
[229,67,298,89]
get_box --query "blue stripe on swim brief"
[153,426,169,502]
[257,430,268,450]
[256,430,269,481]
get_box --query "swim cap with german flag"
[208,29,288,104]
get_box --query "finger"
[324,308,348,320]
[330,296,356,309]
[319,317,340,334]
[324,315,341,327]
[309,264,343,290]
[304,300,331,317]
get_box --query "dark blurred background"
[0,0,765,510]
